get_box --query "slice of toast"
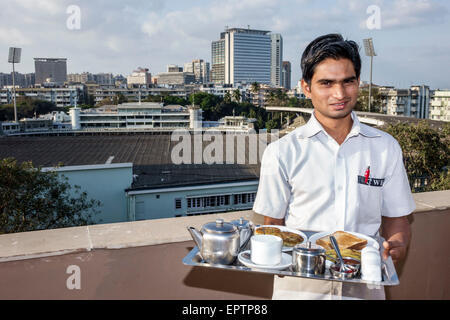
[316,231,367,251]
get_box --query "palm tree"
[232,89,241,103]
[250,82,260,94]
[224,91,232,104]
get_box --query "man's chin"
[326,109,353,119]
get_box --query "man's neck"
[314,111,353,145]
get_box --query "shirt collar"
[297,111,380,139]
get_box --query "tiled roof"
[0,133,264,190]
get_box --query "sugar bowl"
[292,241,326,275]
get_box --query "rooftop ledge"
[0,190,448,263]
[0,190,449,300]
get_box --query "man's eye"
[321,81,331,86]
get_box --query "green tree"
[250,82,260,94]
[232,89,242,103]
[113,93,128,105]
[355,87,382,113]
[265,118,280,132]
[382,121,450,192]
[96,97,114,107]
[0,158,101,234]
[224,91,232,104]
[0,98,58,121]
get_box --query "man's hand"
[263,216,285,226]
[381,216,411,263]
[382,239,408,262]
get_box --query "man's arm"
[263,216,285,226]
[381,216,411,263]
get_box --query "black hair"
[301,33,361,85]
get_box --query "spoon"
[330,235,351,273]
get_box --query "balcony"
[0,190,449,300]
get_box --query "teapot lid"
[230,217,251,229]
[203,219,237,234]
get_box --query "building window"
[175,198,182,210]
[234,192,256,205]
[186,195,231,209]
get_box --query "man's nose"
[333,83,346,100]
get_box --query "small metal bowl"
[341,257,361,273]
[330,262,359,280]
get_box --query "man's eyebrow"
[316,78,334,84]
[343,76,357,82]
[316,76,357,83]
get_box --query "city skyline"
[0,0,449,89]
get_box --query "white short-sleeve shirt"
[253,111,415,236]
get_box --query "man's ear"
[301,79,311,98]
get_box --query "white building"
[199,83,248,101]
[69,102,194,130]
[379,87,410,116]
[127,67,151,86]
[184,59,210,84]
[379,85,431,119]
[154,72,195,86]
[94,87,189,104]
[429,90,450,122]
[0,86,83,107]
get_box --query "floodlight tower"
[8,47,22,122]
[363,38,376,113]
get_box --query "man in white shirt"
[252,34,415,300]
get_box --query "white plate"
[254,225,308,252]
[238,250,292,270]
[308,230,380,250]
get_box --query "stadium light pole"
[363,38,376,113]
[8,47,22,122]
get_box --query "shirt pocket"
[356,183,382,224]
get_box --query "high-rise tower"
[212,27,272,86]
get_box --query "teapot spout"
[187,227,203,251]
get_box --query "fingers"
[382,240,405,262]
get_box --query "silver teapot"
[187,219,240,265]
[230,217,254,250]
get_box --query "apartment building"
[379,85,431,119]
[429,90,450,122]
[0,86,84,107]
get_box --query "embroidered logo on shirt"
[358,166,385,187]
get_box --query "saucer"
[238,250,292,270]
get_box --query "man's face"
[301,58,359,121]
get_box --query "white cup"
[361,246,382,282]
[250,235,283,266]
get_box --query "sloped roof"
[0,133,265,190]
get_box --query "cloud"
[381,0,449,29]
[13,0,66,15]
[0,27,32,46]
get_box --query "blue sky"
[0,0,449,89]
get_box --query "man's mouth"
[330,101,349,110]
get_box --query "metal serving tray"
[182,230,399,286]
